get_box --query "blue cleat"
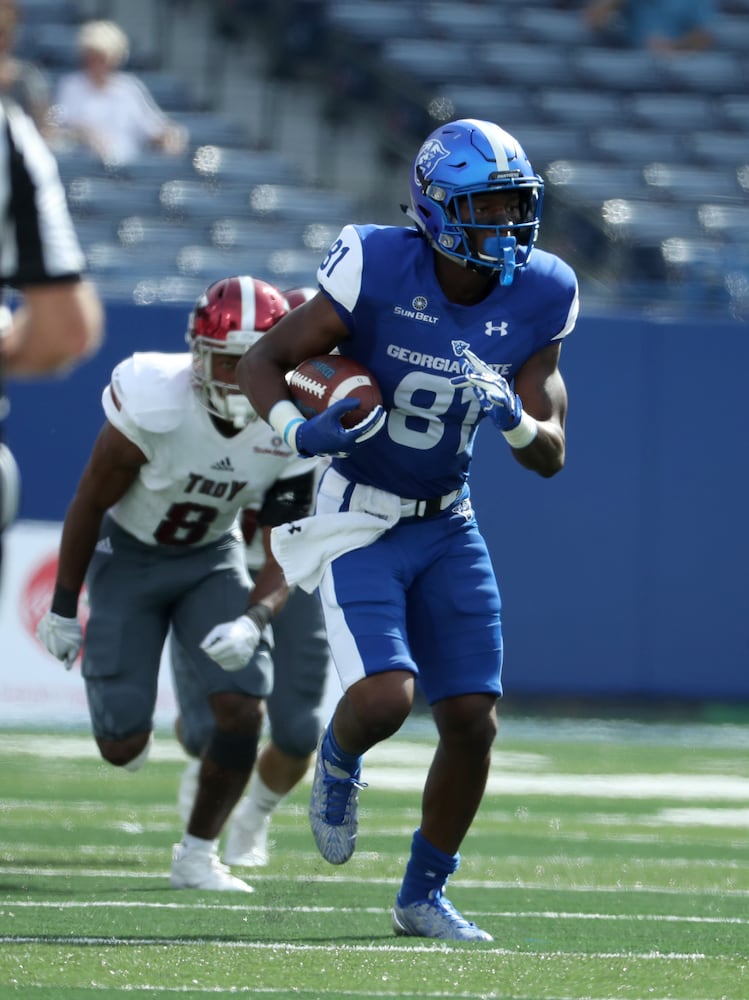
[391,890,493,941]
[309,732,366,865]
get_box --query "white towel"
[270,483,401,593]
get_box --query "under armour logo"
[287,522,303,535]
[485,320,509,337]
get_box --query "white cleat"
[169,842,254,892]
[308,732,366,866]
[392,890,493,941]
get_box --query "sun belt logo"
[415,139,449,182]
[485,320,509,337]
[393,295,439,325]
[21,554,89,665]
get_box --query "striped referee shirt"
[0,98,85,430]
[0,98,84,286]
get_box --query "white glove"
[199,614,262,672]
[450,340,523,431]
[36,611,83,669]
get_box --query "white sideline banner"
[0,521,341,728]
[0,520,179,727]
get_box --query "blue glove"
[450,342,522,432]
[295,398,386,457]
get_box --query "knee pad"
[205,728,259,772]
[271,713,323,759]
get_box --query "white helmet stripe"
[463,118,511,171]
[237,275,257,330]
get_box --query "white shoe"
[177,759,201,825]
[224,801,271,867]
[170,842,253,892]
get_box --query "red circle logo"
[20,553,88,660]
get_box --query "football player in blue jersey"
[235,118,579,941]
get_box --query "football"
[287,355,382,429]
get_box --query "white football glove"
[199,614,262,672]
[36,611,83,669]
[450,340,523,431]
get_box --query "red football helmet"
[187,275,289,426]
[283,286,317,309]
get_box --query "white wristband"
[501,410,538,449]
[268,399,305,450]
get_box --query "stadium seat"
[138,71,197,112]
[209,218,309,252]
[424,2,506,41]
[509,126,591,171]
[480,44,574,88]
[116,216,204,253]
[67,176,162,218]
[380,38,473,87]
[719,95,749,131]
[657,51,745,95]
[711,14,749,53]
[688,131,749,167]
[698,203,749,243]
[599,199,699,244]
[544,160,647,204]
[514,7,593,45]
[246,184,356,224]
[33,22,80,68]
[642,162,744,203]
[435,85,531,128]
[628,92,716,130]
[325,1,420,43]
[588,127,684,165]
[536,89,624,128]
[574,48,667,92]
[158,180,251,220]
[175,244,266,280]
[171,112,251,148]
[191,146,298,185]
[265,248,324,286]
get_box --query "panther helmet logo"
[415,139,449,184]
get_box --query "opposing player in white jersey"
[171,285,333,868]
[37,275,320,891]
[237,119,579,940]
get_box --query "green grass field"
[1,715,748,999]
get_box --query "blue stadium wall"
[7,303,748,702]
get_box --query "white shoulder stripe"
[552,287,580,341]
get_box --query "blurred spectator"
[0,0,51,133]
[52,20,188,167]
[584,0,717,52]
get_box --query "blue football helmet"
[406,118,543,286]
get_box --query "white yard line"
[3,733,749,799]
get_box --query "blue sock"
[322,724,362,777]
[397,829,460,906]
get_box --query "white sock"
[243,771,284,817]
